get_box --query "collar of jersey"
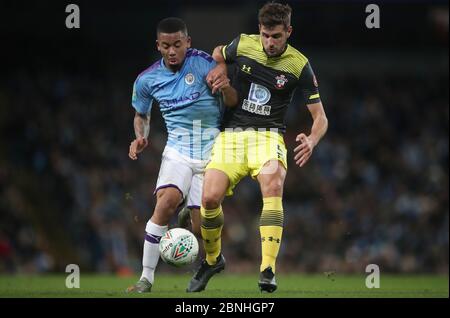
[159,52,190,75]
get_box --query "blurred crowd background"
[0,1,448,275]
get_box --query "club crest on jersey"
[185,73,195,85]
[275,74,288,89]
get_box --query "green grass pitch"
[0,274,448,298]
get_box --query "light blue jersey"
[132,48,221,160]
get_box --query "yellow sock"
[200,205,224,265]
[260,197,283,273]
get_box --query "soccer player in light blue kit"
[126,18,238,293]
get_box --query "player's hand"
[206,63,227,93]
[129,137,148,160]
[294,133,314,167]
[211,75,230,94]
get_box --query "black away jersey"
[222,34,321,133]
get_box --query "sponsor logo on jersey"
[242,100,272,116]
[242,83,272,116]
[248,83,271,104]
[160,92,201,107]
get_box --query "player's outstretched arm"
[129,112,150,160]
[294,102,328,167]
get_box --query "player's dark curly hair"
[157,17,188,36]
[258,2,292,30]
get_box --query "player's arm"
[294,102,328,167]
[200,45,237,107]
[215,76,239,108]
[207,45,227,93]
[134,111,150,139]
[207,36,240,93]
[306,102,328,147]
[294,62,328,167]
[129,76,152,160]
[129,112,150,160]
[212,45,226,64]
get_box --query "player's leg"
[186,168,229,292]
[151,187,184,224]
[146,186,184,279]
[198,131,246,266]
[177,205,192,229]
[189,207,201,236]
[177,151,213,236]
[177,206,201,237]
[127,187,183,293]
[256,161,286,292]
[127,149,191,293]
[184,172,203,237]
[251,131,288,292]
[200,168,229,265]
[177,205,201,236]
[187,131,247,292]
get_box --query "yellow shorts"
[206,130,288,196]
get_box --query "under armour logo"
[262,236,280,244]
[242,65,251,74]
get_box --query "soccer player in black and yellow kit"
[187,2,328,293]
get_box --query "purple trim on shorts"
[176,200,186,213]
[153,184,184,197]
[153,184,186,213]
[187,205,200,210]
[145,233,162,244]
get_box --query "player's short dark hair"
[258,2,292,30]
[157,17,188,36]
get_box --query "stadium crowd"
[1,55,448,275]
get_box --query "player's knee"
[261,179,284,197]
[157,200,179,215]
[202,193,222,210]
[156,190,182,214]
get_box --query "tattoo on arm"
[134,112,150,139]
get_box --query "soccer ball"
[159,228,199,267]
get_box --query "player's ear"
[258,24,262,33]
[156,40,161,52]
[186,36,192,48]
[286,25,293,38]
